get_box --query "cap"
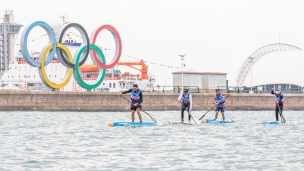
[133,84,138,87]
[275,89,280,93]
[183,89,188,92]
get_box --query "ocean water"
[0,110,303,171]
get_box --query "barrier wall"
[0,91,303,111]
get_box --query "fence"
[152,86,200,93]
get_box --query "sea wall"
[0,91,303,111]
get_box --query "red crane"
[117,60,148,79]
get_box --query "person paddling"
[271,88,284,122]
[119,84,143,122]
[178,89,192,124]
[213,89,229,121]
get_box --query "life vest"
[181,93,191,103]
[275,94,284,104]
[215,93,225,104]
[130,89,141,103]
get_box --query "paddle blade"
[281,116,286,124]
[151,117,157,123]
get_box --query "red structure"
[117,60,148,80]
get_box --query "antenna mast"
[59,14,68,25]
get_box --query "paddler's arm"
[271,88,275,95]
[278,94,283,103]
[177,93,182,103]
[138,91,143,105]
[189,93,192,112]
[222,93,229,97]
[118,89,132,96]
[212,96,217,105]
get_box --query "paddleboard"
[108,121,157,127]
[262,121,281,125]
[168,121,194,125]
[201,118,235,124]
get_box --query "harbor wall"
[0,91,304,111]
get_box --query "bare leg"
[136,108,142,122]
[221,112,225,121]
[215,111,219,119]
[131,110,135,122]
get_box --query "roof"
[252,83,303,87]
[172,71,227,75]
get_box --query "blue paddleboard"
[201,118,235,124]
[262,121,281,124]
[108,121,157,127]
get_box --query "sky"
[2,0,304,87]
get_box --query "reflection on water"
[0,111,303,170]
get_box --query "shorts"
[131,104,142,111]
[216,104,225,112]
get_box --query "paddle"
[277,104,286,124]
[226,112,236,122]
[179,101,198,124]
[191,115,197,124]
[199,95,229,120]
[120,95,157,123]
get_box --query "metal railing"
[152,86,200,93]
[225,86,304,94]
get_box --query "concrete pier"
[0,91,303,111]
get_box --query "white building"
[172,71,227,91]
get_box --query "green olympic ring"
[73,44,106,89]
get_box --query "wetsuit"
[271,90,284,121]
[215,93,225,112]
[178,92,192,122]
[122,89,143,110]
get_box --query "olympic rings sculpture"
[20,21,122,89]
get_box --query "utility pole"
[179,54,186,92]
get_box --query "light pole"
[179,54,186,92]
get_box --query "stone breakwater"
[0,91,303,111]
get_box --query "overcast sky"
[2,0,304,87]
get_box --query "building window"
[113,83,116,88]
[109,83,112,88]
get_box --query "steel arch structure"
[236,43,302,87]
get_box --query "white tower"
[0,9,23,75]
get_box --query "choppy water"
[0,110,303,170]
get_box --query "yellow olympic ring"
[39,43,73,89]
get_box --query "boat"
[108,121,157,127]
[200,118,236,124]
[0,13,156,92]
